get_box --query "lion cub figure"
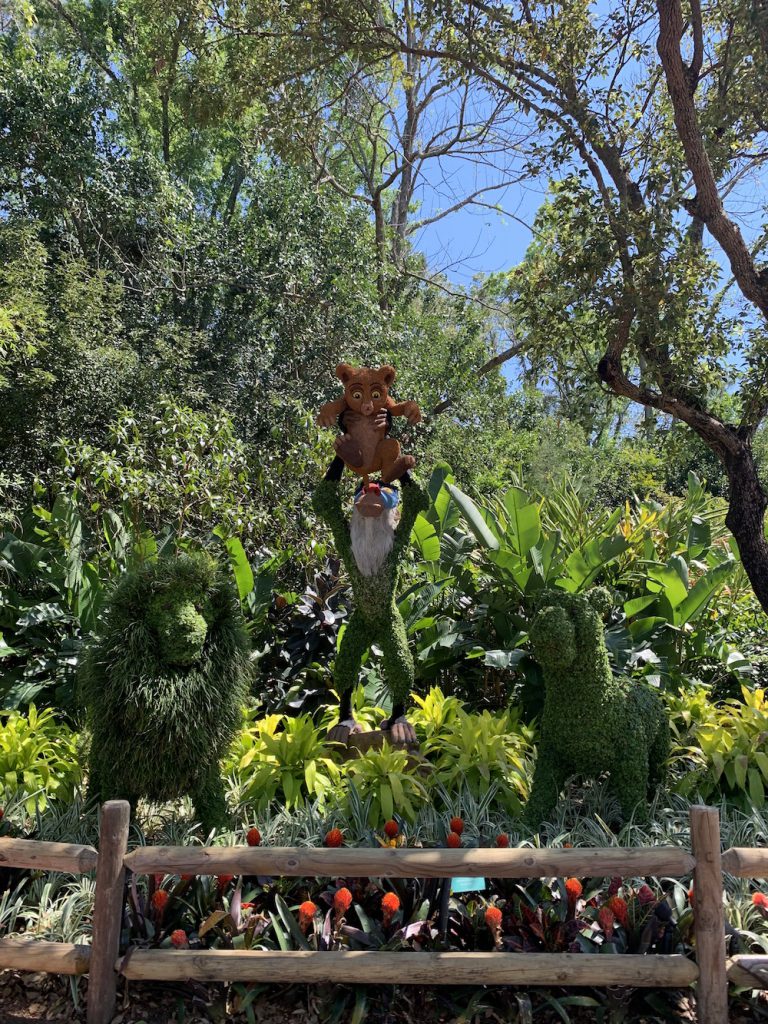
[317,363,422,484]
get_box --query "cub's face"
[336,363,395,416]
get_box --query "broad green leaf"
[411,513,440,562]
[446,485,499,550]
[502,486,541,556]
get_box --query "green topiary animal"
[524,587,668,826]
[80,552,251,832]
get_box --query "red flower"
[0,809,4,820]
[607,876,622,897]
[180,874,194,882]
[381,892,400,925]
[298,900,317,933]
[597,905,615,938]
[752,892,768,911]
[153,873,164,886]
[449,817,465,836]
[446,831,462,848]
[495,834,510,848]
[605,896,629,930]
[383,820,399,839]
[246,827,261,847]
[170,929,188,948]
[333,887,353,918]
[216,874,234,891]
[150,889,169,913]
[324,828,344,847]
[637,884,656,907]
[241,902,254,910]
[565,878,582,904]
[485,905,503,931]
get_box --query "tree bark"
[723,442,768,612]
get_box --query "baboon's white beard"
[350,508,397,576]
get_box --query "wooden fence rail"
[1,802,763,1024]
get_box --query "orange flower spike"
[298,900,318,933]
[246,827,261,847]
[484,905,503,931]
[752,892,768,912]
[216,874,234,892]
[324,828,344,847]
[564,878,582,905]
[333,887,353,918]
[150,889,169,913]
[381,891,400,926]
[605,896,629,930]
[446,831,462,848]
[383,820,399,839]
[495,834,510,848]
[597,905,615,938]
[449,817,464,836]
[170,929,188,948]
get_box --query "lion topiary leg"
[192,764,229,835]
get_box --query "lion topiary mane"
[524,587,669,826]
[80,551,251,831]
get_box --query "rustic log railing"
[0,802,764,1024]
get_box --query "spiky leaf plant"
[80,552,251,831]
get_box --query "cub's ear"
[378,364,396,386]
[336,363,355,383]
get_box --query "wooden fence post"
[690,805,728,1024]
[87,800,130,1024]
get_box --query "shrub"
[0,705,82,813]
[667,686,768,807]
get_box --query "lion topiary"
[80,552,251,832]
[524,587,668,826]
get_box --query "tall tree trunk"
[723,442,768,612]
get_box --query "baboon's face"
[147,585,210,666]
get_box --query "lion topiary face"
[146,585,211,667]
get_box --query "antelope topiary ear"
[586,586,612,619]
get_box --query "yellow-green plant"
[317,685,387,735]
[225,712,342,812]
[667,686,768,807]
[420,706,535,814]
[409,686,464,742]
[344,747,430,824]
[0,705,82,813]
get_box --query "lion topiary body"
[80,553,251,831]
[524,588,668,826]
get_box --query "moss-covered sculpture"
[80,552,251,831]
[524,588,668,825]
[312,470,429,743]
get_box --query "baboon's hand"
[327,718,364,744]
[385,716,418,748]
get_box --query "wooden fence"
[0,802,766,1024]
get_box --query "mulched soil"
[1,970,766,1024]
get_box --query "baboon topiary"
[80,552,251,831]
[524,588,669,826]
